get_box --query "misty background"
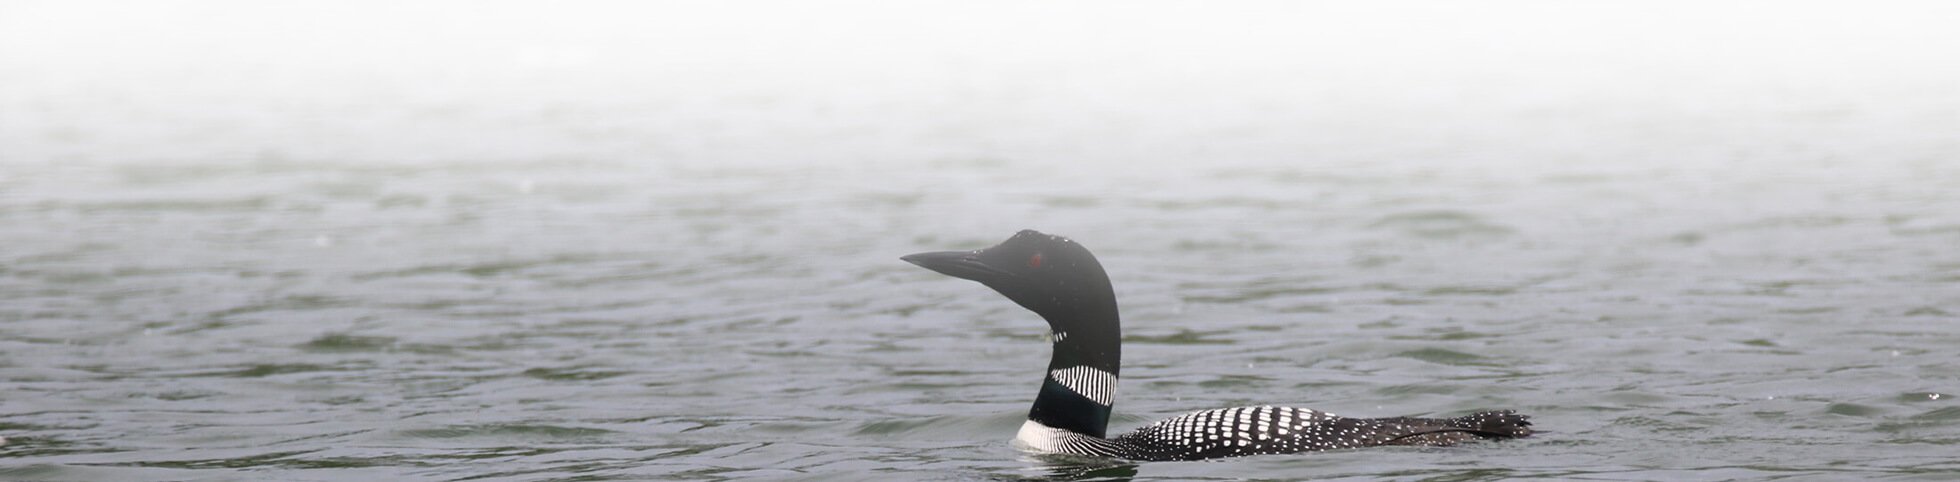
[7,1,1956,170]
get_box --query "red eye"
[1028,253,1044,268]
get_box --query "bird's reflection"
[1020,453,1139,481]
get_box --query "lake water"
[3,2,1959,481]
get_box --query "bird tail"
[1449,409,1533,438]
[1377,409,1532,446]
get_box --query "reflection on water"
[4,1,1960,481]
[1027,455,1140,481]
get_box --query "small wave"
[1368,210,1515,239]
[850,413,1021,440]
[521,366,632,381]
[1127,329,1235,345]
[297,333,397,353]
[1393,348,1493,366]
[216,363,338,378]
[396,424,617,440]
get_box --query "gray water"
[4,2,1960,481]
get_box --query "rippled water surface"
[5,2,1960,481]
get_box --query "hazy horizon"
[5,1,1956,171]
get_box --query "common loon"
[901,230,1532,461]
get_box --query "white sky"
[3,1,1957,166]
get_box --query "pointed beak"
[901,250,1015,283]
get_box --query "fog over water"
[3,1,1958,481]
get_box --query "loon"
[901,230,1532,461]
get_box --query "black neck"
[1027,305,1121,438]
